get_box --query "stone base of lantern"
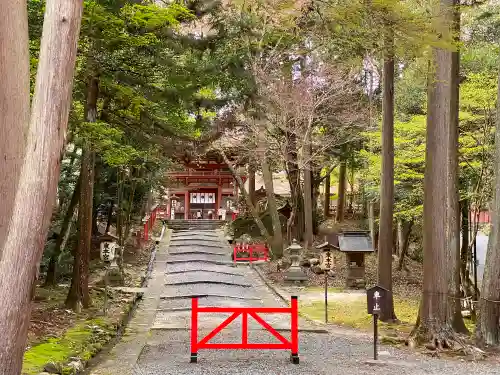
[284,267,308,283]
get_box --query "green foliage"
[362,115,426,221]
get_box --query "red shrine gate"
[165,154,246,220]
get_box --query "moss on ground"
[300,297,476,339]
[22,318,114,375]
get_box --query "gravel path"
[137,330,499,375]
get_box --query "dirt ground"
[27,227,160,349]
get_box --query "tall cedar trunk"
[45,178,81,286]
[476,51,500,346]
[336,147,347,222]
[460,200,469,285]
[303,134,314,248]
[447,2,468,334]
[65,76,99,310]
[248,164,256,206]
[411,0,465,344]
[324,172,331,217]
[0,0,83,370]
[378,30,397,322]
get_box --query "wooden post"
[217,186,222,217]
[184,191,189,220]
[166,197,171,220]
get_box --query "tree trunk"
[410,0,466,345]
[397,220,413,271]
[45,178,81,286]
[396,219,403,256]
[285,132,304,242]
[447,2,468,334]
[303,137,314,249]
[105,199,114,233]
[311,168,321,235]
[336,147,347,222]
[476,51,500,346]
[65,76,99,310]
[460,200,469,285]
[260,153,284,257]
[368,201,376,250]
[220,150,273,246]
[378,30,397,322]
[324,172,331,218]
[249,163,256,206]
[0,0,83,370]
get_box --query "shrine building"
[165,151,246,220]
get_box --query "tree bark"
[45,178,81,286]
[410,0,466,345]
[368,200,376,250]
[476,50,500,346]
[397,220,413,271]
[220,150,273,246]
[0,0,83,370]
[260,152,284,257]
[65,76,99,310]
[324,172,331,217]
[447,1,468,334]
[378,30,397,322]
[285,132,304,243]
[248,163,256,206]
[303,136,314,249]
[336,147,347,222]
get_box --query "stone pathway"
[152,229,317,332]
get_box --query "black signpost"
[323,251,332,323]
[317,241,336,324]
[366,285,390,360]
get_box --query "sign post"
[320,250,333,323]
[366,285,389,361]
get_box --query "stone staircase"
[165,219,226,230]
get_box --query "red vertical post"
[242,312,248,344]
[291,296,298,357]
[144,222,149,241]
[291,297,298,354]
[184,191,190,219]
[216,186,222,219]
[191,297,198,363]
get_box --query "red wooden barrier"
[233,244,269,263]
[190,296,299,364]
[142,206,161,241]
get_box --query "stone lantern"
[284,239,308,283]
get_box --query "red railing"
[190,296,299,364]
[233,244,270,262]
[142,205,160,241]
